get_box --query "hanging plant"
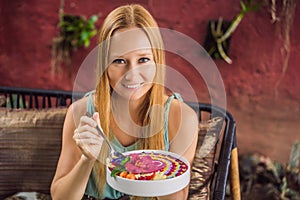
[270,0,297,96]
[51,11,98,73]
[204,0,262,64]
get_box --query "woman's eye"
[139,57,150,63]
[113,59,125,64]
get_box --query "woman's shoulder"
[70,95,89,110]
[166,94,198,142]
[165,94,197,126]
[69,90,96,111]
[168,96,197,120]
[66,96,90,124]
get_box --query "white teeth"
[124,83,142,89]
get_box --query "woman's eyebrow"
[136,49,153,56]
[137,52,153,57]
[110,50,153,58]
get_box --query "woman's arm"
[158,99,198,200]
[51,100,102,200]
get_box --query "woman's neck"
[111,93,147,123]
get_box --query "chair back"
[0,86,83,108]
[186,102,237,200]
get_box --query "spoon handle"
[94,124,113,152]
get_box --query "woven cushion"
[0,108,67,199]
[3,192,51,200]
[188,117,224,200]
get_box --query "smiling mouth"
[122,83,144,89]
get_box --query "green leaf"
[110,156,130,178]
[66,26,76,31]
[89,30,97,37]
[84,39,90,48]
[288,141,300,171]
[81,31,89,41]
[240,1,247,12]
[121,156,130,165]
[90,15,98,23]
[110,165,126,177]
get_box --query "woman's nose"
[124,63,139,80]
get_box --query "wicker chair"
[187,102,240,200]
[0,86,240,200]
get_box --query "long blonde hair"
[93,4,166,197]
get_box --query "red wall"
[1,0,300,163]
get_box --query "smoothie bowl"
[106,150,190,197]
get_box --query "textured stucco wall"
[0,0,299,163]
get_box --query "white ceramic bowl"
[106,150,190,197]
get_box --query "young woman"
[51,4,198,200]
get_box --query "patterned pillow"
[188,117,224,200]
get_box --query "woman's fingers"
[73,114,104,160]
[93,112,101,127]
[74,137,101,160]
[79,115,97,128]
[73,128,103,160]
[73,128,100,141]
[77,124,98,136]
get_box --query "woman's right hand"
[73,112,104,161]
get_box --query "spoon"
[86,112,127,160]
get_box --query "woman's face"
[107,28,156,101]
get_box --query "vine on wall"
[267,0,297,96]
[51,0,98,74]
[204,0,262,64]
[204,0,296,73]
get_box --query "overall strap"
[85,90,96,114]
[164,93,183,151]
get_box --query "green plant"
[238,141,300,199]
[207,0,262,64]
[6,94,26,108]
[51,13,98,72]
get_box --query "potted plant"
[204,0,262,64]
[51,12,98,72]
